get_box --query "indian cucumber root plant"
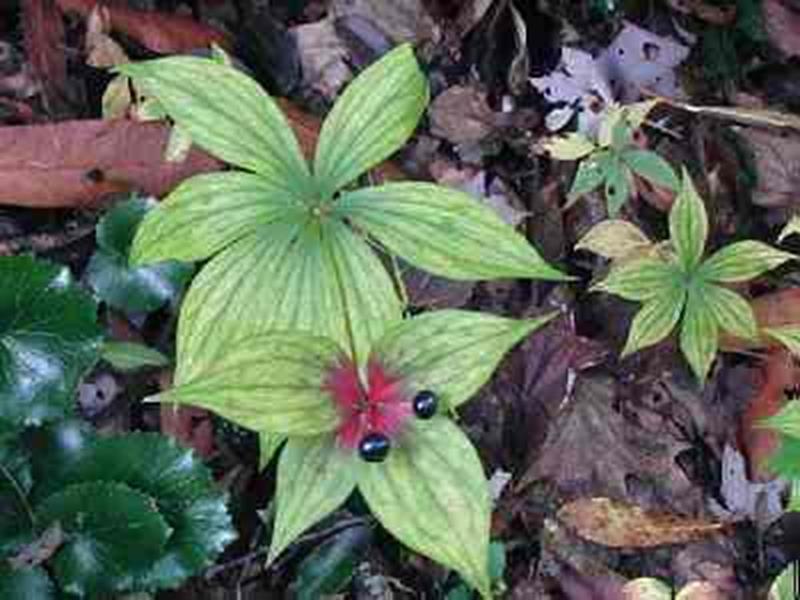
[5,33,800,599]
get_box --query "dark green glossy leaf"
[86,198,194,313]
[0,435,35,556]
[269,434,358,562]
[0,564,54,600]
[36,481,171,596]
[290,521,372,600]
[0,257,102,427]
[314,44,428,198]
[101,341,169,371]
[33,433,234,590]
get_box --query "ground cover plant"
[6,1,800,598]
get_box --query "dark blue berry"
[413,390,438,419]
[358,432,390,463]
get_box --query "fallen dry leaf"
[666,0,737,25]
[22,0,69,115]
[557,497,727,548]
[55,0,230,54]
[762,0,800,58]
[0,119,220,207]
[737,127,800,208]
[429,85,498,145]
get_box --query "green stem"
[0,460,36,527]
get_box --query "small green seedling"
[543,100,680,216]
[587,169,795,382]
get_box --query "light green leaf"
[778,215,800,243]
[268,435,357,562]
[101,341,169,371]
[770,561,798,600]
[175,217,402,383]
[541,133,596,160]
[258,433,285,472]
[764,326,800,358]
[701,284,758,340]
[575,219,652,261]
[117,56,313,196]
[621,149,680,191]
[567,151,613,204]
[314,44,428,198]
[593,257,682,301]
[131,172,306,264]
[761,403,800,440]
[698,241,795,283]
[152,331,342,436]
[373,310,554,410]
[598,106,625,148]
[358,418,491,598]
[624,99,660,129]
[336,182,569,281]
[669,170,708,273]
[679,288,719,383]
[621,283,685,357]
[605,161,633,217]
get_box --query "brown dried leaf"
[738,127,800,208]
[22,0,69,114]
[86,5,129,68]
[56,0,231,54]
[429,85,498,145]
[762,0,800,58]
[557,497,726,548]
[0,120,220,207]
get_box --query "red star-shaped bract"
[324,357,413,450]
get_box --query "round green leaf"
[0,257,102,427]
[36,481,171,596]
[116,56,314,198]
[336,183,569,282]
[32,433,234,590]
[86,198,194,313]
[358,418,491,598]
[269,434,358,563]
[314,43,429,198]
[372,310,554,410]
[0,564,54,600]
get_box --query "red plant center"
[324,357,413,450]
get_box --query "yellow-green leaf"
[269,434,357,562]
[592,257,682,301]
[314,44,428,198]
[541,133,596,160]
[701,284,758,340]
[372,309,555,409]
[764,326,800,358]
[117,56,313,197]
[679,289,719,383]
[149,331,342,436]
[575,219,652,261]
[669,170,708,273]
[131,172,305,264]
[621,283,685,357]
[336,182,569,281]
[358,418,491,598]
[698,241,795,283]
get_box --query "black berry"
[358,432,390,463]
[413,390,438,419]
